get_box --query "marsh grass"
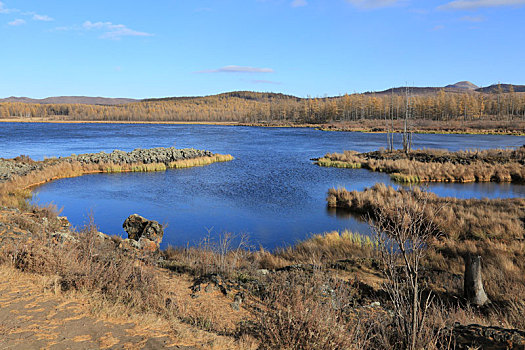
[327,184,525,241]
[169,154,234,169]
[316,158,362,169]
[320,147,525,184]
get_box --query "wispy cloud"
[0,1,16,14]
[291,0,308,7]
[32,14,53,21]
[432,24,445,30]
[251,79,282,85]
[196,65,275,74]
[346,0,404,9]
[439,0,525,10]
[1,2,53,22]
[8,18,25,26]
[82,21,153,39]
[460,15,485,21]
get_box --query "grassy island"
[317,146,525,183]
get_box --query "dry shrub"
[250,270,373,350]
[1,220,164,312]
[163,232,254,277]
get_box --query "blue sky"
[1,0,524,98]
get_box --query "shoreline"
[2,117,524,136]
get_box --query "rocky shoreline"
[0,147,218,183]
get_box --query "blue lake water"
[1,122,524,249]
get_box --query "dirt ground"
[0,266,205,349]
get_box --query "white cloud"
[82,21,153,39]
[0,1,16,14]
[196,65,275,73]
[32,14,53,21]
[346,0,403,9]
[291,0,308,7]
[440,0,525,10]
[8,18,25,26]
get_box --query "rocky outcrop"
[0,147,216,183]
[69,147,213,166]
[0,157,44,182]
[122,214,164,251]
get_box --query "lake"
[1,122,524,249]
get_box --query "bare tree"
[371,193,440,350]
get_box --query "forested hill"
[143,91,301,103]
[2,82,524,106]
[1,82,525,123]
[0,96,138,106]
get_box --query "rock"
[122,214,163,247]
[231,292,244,311]
[191,274,230,296]
[230,301,240,311]
[450,323,525,349]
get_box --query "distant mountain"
[446,81,479,90]
[144,91,301,103]
[371,81,525,96]
[476,84,525,93]
[0,96,138,105]
[2,82,524,107]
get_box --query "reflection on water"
[326,207,367,222]
[1,123,522,249]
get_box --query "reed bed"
[169,154,234,169]
[317,147,525,184]
[327,183,525,241]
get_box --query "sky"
[1,0,524,99]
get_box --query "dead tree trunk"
[464,254,489,306]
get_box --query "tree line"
[2,89,525,123]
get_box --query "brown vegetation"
[327,184,525,332]
[2,89,525,129]
[319,147,525,183]
[2,146,525,347]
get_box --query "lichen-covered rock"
[122,214,163,249]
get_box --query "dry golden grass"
[326,184,525,330]
[327,183,525,241]
[274,230,377,266]
[319,147,525,183]
[0,154,233,208]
